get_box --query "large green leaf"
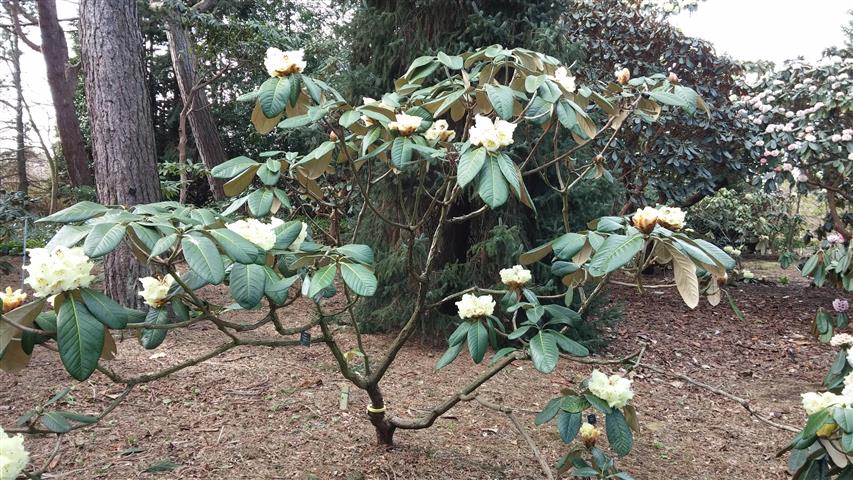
[606,410,634,456]
[553,332,589,357]
[263,267,297,306]
[335,244,374,265]
[79,288,128,329]
[47,225,91,248]
[529,331,559,373]
[484,84,515,120]
[535,397,563,425]
[587,234,644,277]
[210,156,259,179]
[552,233,587,260]
[229,263,267,309]
[557,411,582,443]
[478,156,509,208]
[390,137,413,169]
[39,201,109,223]
[140,308,169,349]
[496,152,522,197]
[57,298,105,381]
[247,189,274,217]
[339,262,378,297]
[40,411,72,433]
[83,223,127,258]
[209,229,264,264]
[457,147,486,188]
[258,76,291,118]
[435,341,464,370]
[308,264,337,298]
[181,235,225,284]
[692,238,736,270]
[467,321,488,364]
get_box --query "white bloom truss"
[264,47,306,77]
[23,247,95,297]
[138,275,175,308]
[588,369,634,408]
[388,113,423,136]
[424,119,456,142]
[468,114,516,152]
[455,293,495,319]
[551,66,576,93]
[226,218,281,251]
[0,427,29,480]
[499,265,532,287]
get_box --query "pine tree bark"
[166,15,225,200]
[36,0,93,187]
[80,0,161,307]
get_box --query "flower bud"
[579,422,601,447]
[615,68,631,85]
[1,287,27,313]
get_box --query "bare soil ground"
[0,256,844,479]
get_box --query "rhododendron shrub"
[0,46,734,478]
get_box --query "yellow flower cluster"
[264,47,306,77]
[226,218,284,251]
[631,205,685,233]
[455,293,495,319]
[138,275,175,308]
[469,115,516,152]
[588,369,634,408]
[23,247,95,298]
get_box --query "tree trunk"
[366,383,396,445]
[36,0,93,187]
[80,0,161,307]
[166,15,225,200]
[8,8,27,194]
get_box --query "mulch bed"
[0,256,844,479]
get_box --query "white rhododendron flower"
[801,391,844,415]
[455,293,495,319]
[138,275,175,308]
[0,427,29,480]
[226,218,279,251]
[289,222,309,252]
[24,247,95,298]
[388,113,423,136]
[588,369,634,408]
[614,67,630,85]
[551,66,576,93]
[468,115,516,152]
[631,206,659,233]
[424,119,456,142]
[264,47,306,77]
[656,206,686,231]
[499,265,532,287]
[831,333,853,347]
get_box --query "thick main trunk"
[366,383,396,445]
[9,12,27,194]
[80,0,161,307]
[36,0,93,187]
[166,16,225,200]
